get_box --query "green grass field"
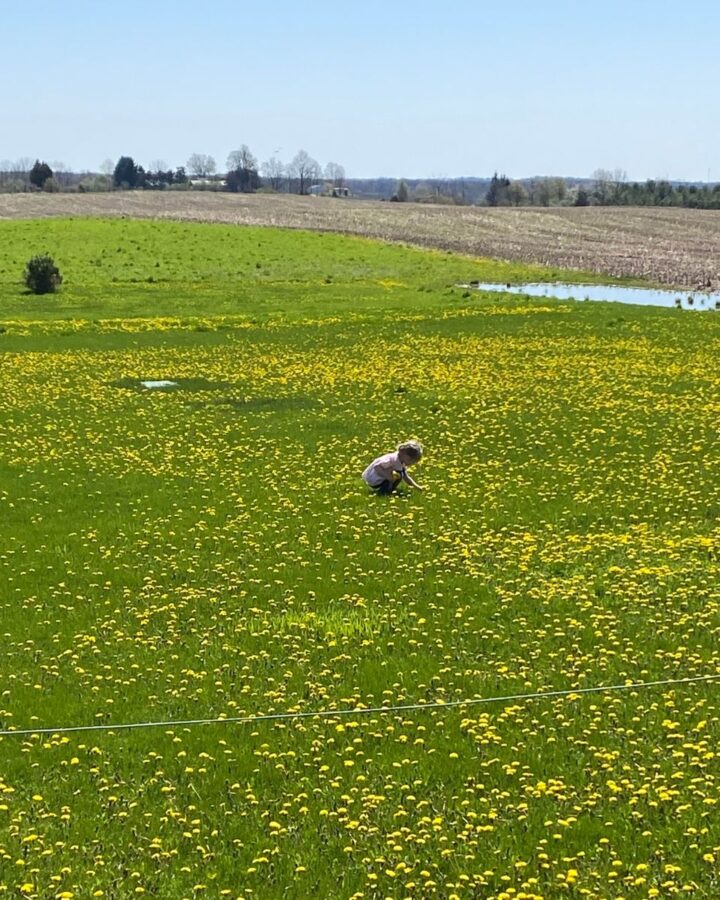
[1,218,720,899]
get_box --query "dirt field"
[2,191,720,288]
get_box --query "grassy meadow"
[4,193,720,288]
[1,218,720,899]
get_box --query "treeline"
[110,157,188,190]
[108,147,346,196]
[0,158,78,192]
[2,154,720,209]
[343,177,492,204]
[0,147,347,197]
[485,170,720,209]
[578,170,720,209]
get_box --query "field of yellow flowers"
[1,218,720,899]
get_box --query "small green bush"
[23,254,62,294]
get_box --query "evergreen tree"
[113,156,139,188]
[486,172,511,206]
[29,160,53,189]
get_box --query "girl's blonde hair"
[398,439,423,462]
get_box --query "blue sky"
[2,0,718,181]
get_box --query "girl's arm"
[402,471,423,490]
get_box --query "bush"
[23,254,62,294]
[1,178,27,194]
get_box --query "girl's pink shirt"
[362,451,403,487]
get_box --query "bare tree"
[0,160,12,188]
[149,159,168,173]
[508,180,528,206]
[99,159,115,176]
[13,157,33,188]
[592,169,615,204]
[528,177,566,207]
[49,161,70,187]
[287,150,321,195]
[611,168,628,203]
[186,153,216,177]
[324,161,345,188]
[552,177,567,204]
[413,181,436,203]
[261,156,285,192]
[226,145,257,173]
[532,178,553,207]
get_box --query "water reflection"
[465,282,720,310]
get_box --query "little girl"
[362,440,424,494]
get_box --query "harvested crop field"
[2,191,720,289]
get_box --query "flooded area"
[465,282,720,310]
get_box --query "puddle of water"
[140,380,179,389]
[464,282,720,310]
[113,377,231,392]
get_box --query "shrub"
[78,174,112,193]
[2,178,27,194]
[23,254,62,294]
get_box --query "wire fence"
[1,673,718,739]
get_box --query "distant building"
[308,183,351,198]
